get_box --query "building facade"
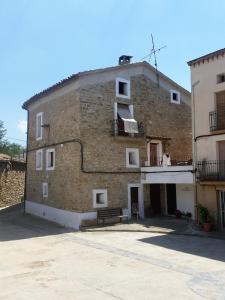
[188,48,225,230]
[23,59,193,229]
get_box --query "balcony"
[196,160,225,181]
[209,110,225,131]
[141,156,194,184]
[142,155,192,167]
[112,119,144,137]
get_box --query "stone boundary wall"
[0,161,26,208]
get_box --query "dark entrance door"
[166,184,177,215]
[218,141,225,180]
[131,187,139,216]
[150,184,161,214]
[150,143,158,166]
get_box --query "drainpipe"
[192,79,200,223]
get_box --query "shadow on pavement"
[139,233,225,262]
[0,208,73,242]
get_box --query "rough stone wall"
[78,74,191,213]
[26,89,82,211]
[0,162,25,207]
[26,70,192,214]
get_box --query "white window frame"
[36,149,43,170]
[116,77,131,99]
[36,112,43,140]
[170,90,181,104]
[114,102,134,120]
[46,148,55,171]
[126,148,140,168]
[147,140,163,166]
[93,189,108,208]
[42,182,48,198]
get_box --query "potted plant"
[174,209,182,219]
[198,204,213,232]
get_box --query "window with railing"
[210,91,225,131]
[112,119,144,137]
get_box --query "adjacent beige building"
[188,48,225,229]
[23,57,193,229]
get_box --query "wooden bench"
[97,208,128,225]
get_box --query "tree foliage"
[0,120,25,157]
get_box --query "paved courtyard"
[1,210,225,299]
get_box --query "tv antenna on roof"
[141,34,167,87]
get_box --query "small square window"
[46,149,55,170]
[126,148,139,168]
[36,112,43,140]
[119,81,127,95]
[170,90,180,104]
[36,149,43,170]
[42,182,48,198]
[116,78,130,99]
[217,73,225,84]
[93,189,108,208]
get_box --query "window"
[126,148,139,168]
[36,112,43,140]
[36,149,43,170]
[170,90,181,104]
[217,73,225,84]
[114,103,138,135]
[116,78,130,98]
[93,189,108,208]
[42,182,48,198]
[46,149,55,170]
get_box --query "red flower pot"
[203,222,212,232]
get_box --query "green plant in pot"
[198,204,212,232]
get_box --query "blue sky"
[0,0,224,146]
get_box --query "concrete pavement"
[0,210,225,299]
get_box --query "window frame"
[46,148,55,171]
[170,90,181,104]
[42,182,48,198]
[36,149,43,170]
[93,189,108,208]
[116,77,131,99]
[126,148,140,168]
[36,112,43,141]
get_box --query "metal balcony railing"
[196,160,225,181]
[112,119,144,137]
[142,156,193,167]
[209,110,225,131]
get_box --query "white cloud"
[17,120,27,134]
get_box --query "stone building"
[0,154,26,208]
[188,48,225,230]
[23,57,193,229]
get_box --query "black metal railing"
[142,156,192,167]
[209,110,225,131]
[196,160,225,181]
[112,119,144,137]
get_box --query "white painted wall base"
[25,201,96,230]
[176,184,195,219]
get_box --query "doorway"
[216,91,225,130]
[150,184,161,214]
[150,143,158,166]
[166,184,177,215]
[218,141,225,180]
[219,191,225,230]
[128,184,143,218]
